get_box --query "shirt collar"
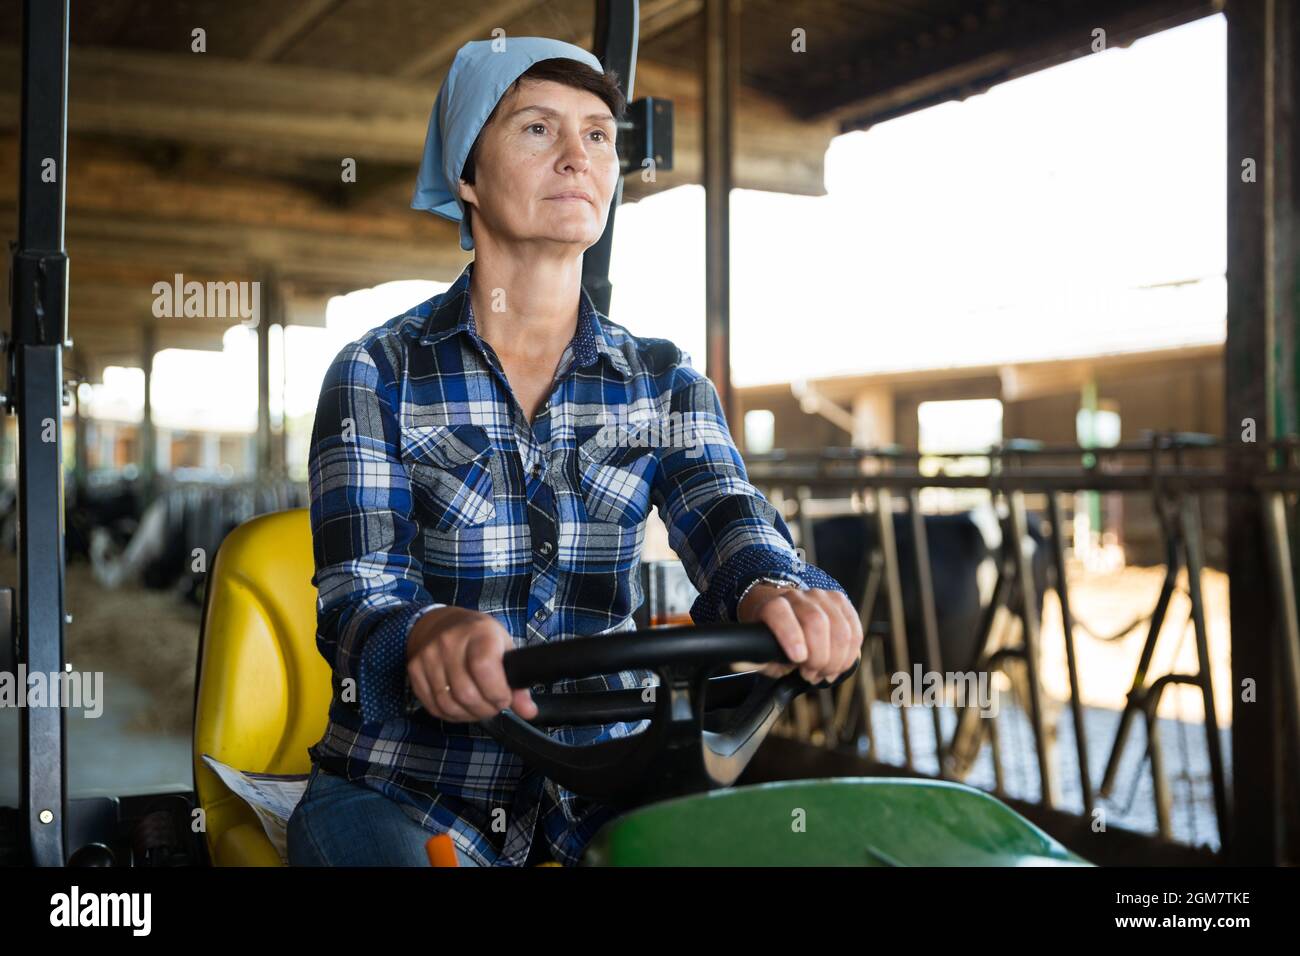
[418,259,632,378]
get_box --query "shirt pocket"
[575,433,657,528]
[400,422,497,531]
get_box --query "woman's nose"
[556,129,591,171]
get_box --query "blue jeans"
[287,764,480,867]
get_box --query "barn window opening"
[917,399,1003,474]
[744,409,775,454]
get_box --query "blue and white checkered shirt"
[305,258,847,866]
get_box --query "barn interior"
[2,0,1298,870]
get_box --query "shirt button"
[538,541,554,556]
[534,607,547,620]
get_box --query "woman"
[287,36,862,868]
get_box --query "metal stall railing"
[747,433,1243,848]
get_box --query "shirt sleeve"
[308,338,446,725]
[649,354,848,624]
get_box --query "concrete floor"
[0,667,194,805]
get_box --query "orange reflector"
[425,833,460,867]
[650,613,693,627]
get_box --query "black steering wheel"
[479,622,859,810]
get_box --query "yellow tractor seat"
[192,507,331,866]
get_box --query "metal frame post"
[583,0,639,316]
[7,0,71,867]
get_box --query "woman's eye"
[591,130,610,143]
[528,122,548,135]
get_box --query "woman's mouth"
[546,192,593,204]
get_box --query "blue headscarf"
[411,37,606,251]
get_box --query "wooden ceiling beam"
[394,0,546,79]
[797,0,1220,128]
[620,59,831,200]
[248,0,345,62]
[0,45,435,163]
[0,44,831,196]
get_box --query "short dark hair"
[458,57,627,234]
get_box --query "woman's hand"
[406,607,539,722]
[737,585,864,684]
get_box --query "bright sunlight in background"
[83,15,1225,440]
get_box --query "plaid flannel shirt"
[304,258,847,866]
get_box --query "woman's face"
[458,78,620,251]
